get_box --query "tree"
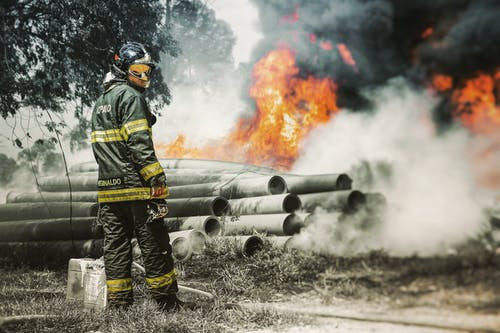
[17,138,63,174]
[162,0,236,89]
[0,153,17,185]
[1,0,180,148]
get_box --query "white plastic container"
[66,258,107,310]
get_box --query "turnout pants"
[99,200,178,307]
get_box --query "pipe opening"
[268,176,287,195]
[203,217,221,237]
[282,194,301,213]
[188,230,206,253]
[347,190,367,212]
[212,197,231,216]
[243,236,264,256]
[336,174,353,190]
[172,237,191,262]
[283,214,304,235]
[5,191,17,204]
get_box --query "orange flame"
[281,5,299,24]
[336,43,357,70]
[448,71,500,188]
[319,41,333,51]
[451,71,500,134]
[421,27,434,39]
[431,74,453,92]
[158,47,339,170]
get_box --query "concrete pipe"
[0,202,98,222]
[0,217,97,242]
[158,158,277,173]
[166,196,230,217]
[167,175,286,199]
[169,230,207,262]
[215,235,264,256]
[69,159,278,173]
[38,173,259,189]
[228,193,301,215]
[69,162,98,173]
[0,239,103,263]
[163,216,222,237]
[281,173,352,194]
[222,214,304,236]
[364,192,388,209]
[265,236,293,249]
[38,175,97,192]
[6,191,97,203]
[298,190,366,213]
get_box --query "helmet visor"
[129,64,152,79]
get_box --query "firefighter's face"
[128,64,152,89]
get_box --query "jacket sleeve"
[120,94,166,187]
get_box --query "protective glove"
[146,199,169,224]
[150,173,168,199]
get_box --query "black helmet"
[113,42,155,72]
[113,42,156,89]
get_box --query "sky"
[208,0,262,64]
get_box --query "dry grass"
[0,238,498,332]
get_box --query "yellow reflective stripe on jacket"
[92,119,151,143]
[121,119,151,140]
[139,162,164,181]
[145,269,177,289]
[91,129,123,143]
[106,278,132,293]
[97,187,151,203]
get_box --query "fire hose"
[131,261,215,300]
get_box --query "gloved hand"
[150,173,168,199]
[146,199,169,224]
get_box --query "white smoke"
[153,69,249,147]
[292,77,489,256]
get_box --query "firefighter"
[91,41,181,310]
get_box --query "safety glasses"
[129,64,152,78]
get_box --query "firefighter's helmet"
[113,42,155,89]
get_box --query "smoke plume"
[292,78,490,256]
[250,0,500,121]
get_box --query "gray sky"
[208,0,262,64]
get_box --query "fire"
[444,71,500,188]
[158,47,339,170]
[281,5,299,24]
[451,71,500,134]
[431,74,453,92]
[319,41,333,51]
[421,27,434,39]
[336,43,357,70]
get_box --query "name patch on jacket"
[98,177,124,187]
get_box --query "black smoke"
[249,0,500,121]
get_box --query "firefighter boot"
[156,294,199,312]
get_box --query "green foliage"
[17,138,63,174]
[0,153,18,185]
[1,0,179,119]
[67,118,91,152]
[163,0,236,87]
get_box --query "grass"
[0,237,498,332]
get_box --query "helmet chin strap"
[112,64,128,78]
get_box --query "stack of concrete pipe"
[0,158,384,262]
